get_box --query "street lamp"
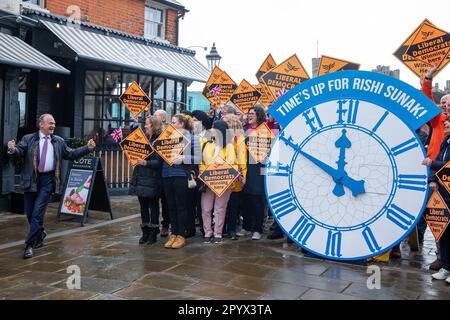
[186,45,207,51]
[206,42,221,71]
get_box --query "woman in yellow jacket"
[200,120,238,243]
[224,114,247,240]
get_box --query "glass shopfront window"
[83,70,186,148]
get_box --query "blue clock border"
[264,103,431,262]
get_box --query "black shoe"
[267,232,284,240]
[146,227,158,245]
[24,246,33,259]
[185,229,196,238]
[203,236,213,243]
[230,232,237,240]
[33,230,47,249]
[214,237,223,244]
[139,225,151,244]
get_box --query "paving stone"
[299,288,367,300]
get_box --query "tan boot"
[171,236,186,249]
[164,235,177,249]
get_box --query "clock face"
[265,98,429,260]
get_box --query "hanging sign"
[229,79,261,115]
[119,127,154,167]
[119,82,151,117]
[152,124,190,166]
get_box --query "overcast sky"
[179,0,450,92]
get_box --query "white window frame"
[144,1,166,41]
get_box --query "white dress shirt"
[39,131,55,172]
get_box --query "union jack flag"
[275,87,286,99]
[111,127,123,142]
[209,85,221,97]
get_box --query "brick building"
[0,0,209,209]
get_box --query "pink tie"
[38,136,48,172]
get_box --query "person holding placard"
[7,114,95,259]
[129,116,163,245]
[200,120,238,243]
[223,114,247,240]
[423,118,450,284]
[162,114,201,249]
[237,106,267,240]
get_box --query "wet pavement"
[0,196,448,300]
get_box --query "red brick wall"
[46,0,145,37]
[165,8,178,45]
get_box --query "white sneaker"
[237,229,251,236]
[446,276,450,284]
[432,268,450,280]
[252,232,262,240]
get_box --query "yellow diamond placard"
[246,123,275,164]
[216,71,238,105]
[202,66,223,104]
[435,161,450,195]
[425,190,450,241]
[394,19,450,78]
[119,127,154,167]
[255,54,277,82]
[405,21,450,68]
[261,54,310,100]
[119,82,151,117]
[229,79,261,115]
[317,55,360,76]
[198,157,240,197]
[152,124,190,166]
[255,82,275,109]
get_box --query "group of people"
[128,105,281,250]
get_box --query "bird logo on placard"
[241,85,249,91]
[421,31,434,40]
[322,62,336,73]
[130,87,140,95]
[285,62,299,73]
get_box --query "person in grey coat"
[7,114,95,258]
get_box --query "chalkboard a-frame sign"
[57,156,113,226]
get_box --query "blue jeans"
[24,173,54,246]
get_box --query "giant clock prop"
[265,71,441,261]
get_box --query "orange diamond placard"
[405,21,450,68]
[246,123,275,164]
[261,54,310,100]
[435,161,450,195]
[119,82,151,117]
[152,124,190,166]
[119,127,154,167]
[198,157,240,197]
[317,55,360,76]
[255,54,277,82]
[425,190,450,241]
[255,82,275,109]
[202,66,223,104]
[394,19,450,78]
[229,79,261,115]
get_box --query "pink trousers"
[201,188,232,238]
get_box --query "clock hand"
[279,132,366,197]
[333,129,352,197]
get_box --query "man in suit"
[7,114,96,258]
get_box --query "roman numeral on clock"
[398,174,427,192]
[267,189,297,219]
[391,138,419,156]
[386,204,415,230]
[302,107,323,133]
[289,216,315,245]
[336,99,359,124]
[325,231,342,257]
[362,227,381,253]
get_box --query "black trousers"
[138,196,159,226]
[163,177,189,237]
[225,192,241,234]
[160,189,170,228]
[241,193,265,233]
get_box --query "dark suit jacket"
[9,132,91,193]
